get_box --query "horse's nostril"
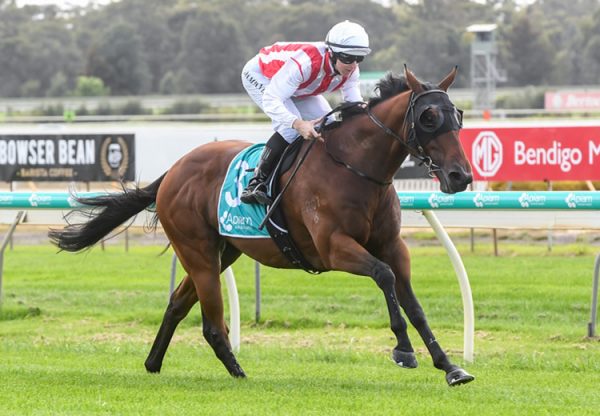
[449,171,473,188]
[448,171,463,183]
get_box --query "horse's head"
[403,66,473,194]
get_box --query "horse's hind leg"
[145,275,196,373]
[144,243,242,374]
[200,303,245,377]
[174,237,245,377]
[194,266,245,377]
[390,237,474,386]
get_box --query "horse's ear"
[404,64,423,93]
[438,66,458,91]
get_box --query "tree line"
[1,0,599,99]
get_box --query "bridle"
[325,89,463,186]
[370,89,463,177]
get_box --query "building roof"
[466,24,498,33]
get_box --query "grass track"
[1,243,599,415]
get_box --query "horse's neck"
[327,95,409,184]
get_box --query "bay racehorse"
[49,66,474,386]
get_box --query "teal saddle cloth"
[217,144,269,238]
[217,140,322,274]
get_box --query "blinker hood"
[412,92,463,146]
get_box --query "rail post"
[422,210,474,362]
[589,254,600,337]
[0,211,25,306]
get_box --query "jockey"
[240,20,371,205]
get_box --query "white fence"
[1,191,599,362]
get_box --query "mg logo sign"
[472,131,503,177]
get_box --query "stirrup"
[241,181,272,205]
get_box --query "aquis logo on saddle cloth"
[217,144,270,238]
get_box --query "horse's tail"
[48,173,167,252]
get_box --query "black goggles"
[334,52,364,64]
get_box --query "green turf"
[1,243,599,415]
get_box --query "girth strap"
[263,139,323,274]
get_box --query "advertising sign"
[394,155,430,179]
[0,134,135,181]
[545,91,600,111]
[460,125,600,181]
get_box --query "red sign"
[460,125,600,181]
[545,91,600,110]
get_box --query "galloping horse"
[50,66,474,386]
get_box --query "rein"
[320,102,392,186]
[325,139,392,186]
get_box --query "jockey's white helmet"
[325,20,371,56]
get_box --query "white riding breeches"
[241,57,332,143]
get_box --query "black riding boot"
[241,132,288,205]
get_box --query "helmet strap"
[329,50,341,75]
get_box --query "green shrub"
[31,103,64,116]
[94,102,113,115]
[162,99,209,114]
[117,100,151,115]
[72,76,110,97]
[496,86,546,109]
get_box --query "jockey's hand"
[293,118,323,142]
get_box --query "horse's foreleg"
[324,233,417,368]
[371,259,419,369]
[145,275,197,373]
[390,238,474,386]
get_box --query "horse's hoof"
[392,349,418,368]
[446,368,475,386]
[144,360,161,374]
[228,363,247,378]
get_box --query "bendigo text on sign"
[460,125,600,181]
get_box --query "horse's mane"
[325,72,430,130]
[368,72,410,108]
[367,72,436,108]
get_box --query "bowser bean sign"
[0,134,135,182]
[460,125,600,181]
